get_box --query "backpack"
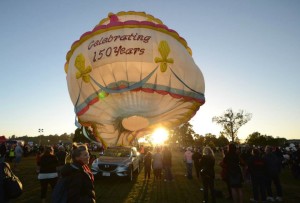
[2,162,23,199]
[51,164,79,203]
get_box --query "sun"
[151,128,169,145]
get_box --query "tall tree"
[173,122,195,147]
[194,134,205,147]
[246,132,265,146]
[204,133,217,147]
[212,108,252,142]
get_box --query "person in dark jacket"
[223,143,243,203]
[56,145,67,176]
[192,148,202,180]
[0,142,7,163]
[248,148,267,202]
[264,145,283,202]
[60,143,95,203]
[37,146,59,203]
[199,146,216,203]
[56,145,67,166]
[220,147,232,200]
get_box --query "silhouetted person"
[199,147,216,203]
[224,143,243,203]
[144,151,152,180]
[162,146,173,181]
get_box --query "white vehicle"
[91,146,142,181]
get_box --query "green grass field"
[9,150,300,203]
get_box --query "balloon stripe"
[90,66,158,94]
[75,86,205,115]
[77,97,99,116]
[169,67,203,96]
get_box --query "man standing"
[264,145,283,202]
[162,146,173,181]
[144,151,152,180]
[14,142,23,171]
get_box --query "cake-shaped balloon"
[65,11,205,147]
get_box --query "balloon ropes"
[65,11,205,147]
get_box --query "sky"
[0,0,299,141]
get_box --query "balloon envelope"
[65,11,205,146]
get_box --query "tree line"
[171,108,287,148]
[6,108,288,148]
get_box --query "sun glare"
[138,137,146,143]
[151,128,169,145]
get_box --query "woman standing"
[60,143,95,202]
[37,146,58,203]
[199,146,216,203]
[223,143,243,203]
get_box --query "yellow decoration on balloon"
[64,63,69,74]
[154,40,174,72]
[75,54,92,83]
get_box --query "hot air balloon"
[65,11,205,147]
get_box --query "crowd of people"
[141,145,174,182]
[180,143,300,203]
[0,141,96,203]
[1,140,300,203]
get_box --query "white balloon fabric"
[65,11,205,147]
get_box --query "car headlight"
[120,162,130,168]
